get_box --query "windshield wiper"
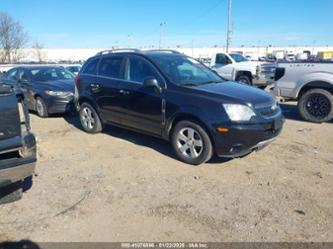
[198,80,224,85]
[181,83,200,86]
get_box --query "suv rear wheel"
[79,102,103,133]
[298,89,333,123]
[172,121,213,165]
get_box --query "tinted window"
[82,58,99,75]
[30,68,74,82]
[125,56,159,83]
[99,56,123,79]
[216,54,231,65]
[6,69,18,80]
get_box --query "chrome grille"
[255,100,279,117]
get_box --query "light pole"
[159,22,166,49]
[226,0,232,53]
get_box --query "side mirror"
[143,77,162,93]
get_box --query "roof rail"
[145,49,182,54]
[95,48,141,56]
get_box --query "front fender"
[163,105,210,140]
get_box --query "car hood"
[237,61,261,67]
[191,81,274,105]
[39,79,75,92]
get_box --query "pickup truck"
[211,52,275,88]
[274,62,333,123]
[0,83,37,204]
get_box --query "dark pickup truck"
[0,83,37,204]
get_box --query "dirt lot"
[0,103,332,242]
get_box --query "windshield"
[149,55,223,86]
[29,68,75,82]
[67,66,80,73]
[230,53,249,63]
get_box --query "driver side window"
[125,56,160,84]
[216,54,231,65]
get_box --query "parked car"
[75,49,284,165]
[1,66,75,117]
[211,52,274,88]
[274,61,333,123]
[0,83,37,204]
[65,65,82,76]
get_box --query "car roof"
[91,49,185,60]
[12,65,64,70]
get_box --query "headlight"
[256,65,261,75]
[223,104,256,121]
[45,90,73,97]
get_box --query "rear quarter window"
[82,58,99,75]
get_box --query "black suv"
[0,83,37,203]
[75,49,284,165]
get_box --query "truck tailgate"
[0,85,22,150]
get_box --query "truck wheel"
[237,75,252,85]
[79,102,103,133]
[36,97,49,118]
[298,89,333,123]
[172,121,213,165]
[0,181,23,204]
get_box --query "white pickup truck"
[274,62,333,123]
[211,52,274,88]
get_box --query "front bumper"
[46,96,75,114]
[213,114,284,158]
[252,73,274,87]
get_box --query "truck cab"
[211,52,274,88]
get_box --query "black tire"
[298,89,333,123]
[35,96,48,118]
[171,120,213,165]
[236,75,252,85]
[79,102,103,133]
[0,181,23,204]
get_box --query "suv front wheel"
[172,121,213,165]
[79,102,103,133]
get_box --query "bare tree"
[32,41,45,63]
[0,12,28,63]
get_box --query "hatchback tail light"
[75,73,80,86]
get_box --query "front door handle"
[119,89,130,95]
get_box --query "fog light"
[230,145,243,154]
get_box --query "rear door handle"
[119,89,130,95]
[90,83,100,93]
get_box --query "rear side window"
[99,56,123,79]
[82,58,99,75]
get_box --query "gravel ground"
[0,103,332,242]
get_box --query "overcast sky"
[0,0,332,48]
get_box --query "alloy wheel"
[176,127,203,159]
[81,107,95,130]
[306,93,331,118]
